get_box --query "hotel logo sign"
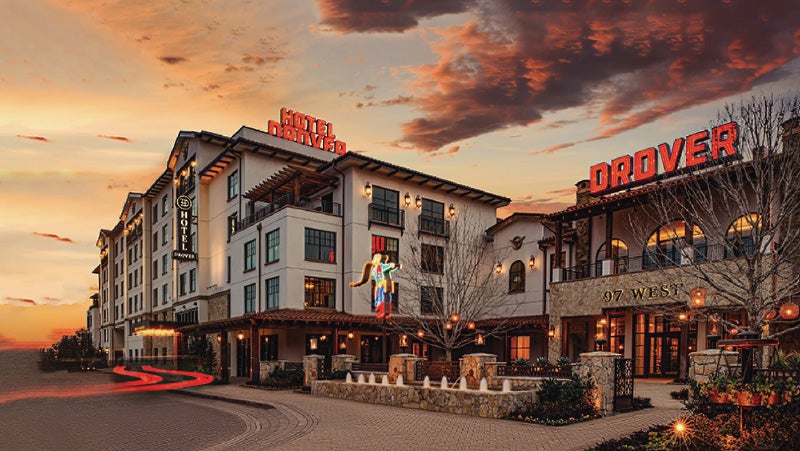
[267,107,347,155]
[173,195,197,261]
[589,122,739,195]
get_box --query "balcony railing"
[561,242,764,282]
[368,204,405,231]
[235,195,342,234]
[418,215,450,238]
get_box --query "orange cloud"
[32,232,75,244]
[317,0,472,33]
[4,297,37,306]
[97,134,132,143]
[16,134,49,143]
[159,56,186,64]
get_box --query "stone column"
[460,353,497,386]
[579,351,621,415]
[689,349,739,383]
[388,353,417,383]
[303,354,324,387]
[331,354,357,372]
[260,361,280,383]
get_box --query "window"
[152,204,158,222]
[266,228,280,263]
[179,273,187,295]
[152,288,158,307]
[162,254,168,274]
[162,224,168,245]
[226,256,231,283]
[191,196,197,218]
[726,214,761,259]
[643,220,706,269]
[305,228,336,262]
[266,277,279,309]
[152,261,158,279]
[191,231,197,253]
[304,276,335,308]
[227,170,239,200]
[370,186,401,226]
[260,334,278,361]
[162,195,168,216]
[244,283,256,313]
[371,235,399,264]
[509,260,525,293]
[152,232,158,251]
[420,198,446,235]
[595,239,629,274]
[228,213,238,239]
[421,244,444,274]
[176,308,198,324]
[510,335,531,361]
[162,284,168,304]
[420,286,443,315]
[244,239,256,271]
[189,268,197,293]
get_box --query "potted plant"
[706,377,733,404]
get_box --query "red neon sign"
[267,108,347,155]
[589,122,739,195]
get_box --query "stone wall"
[312,380,535,419]
[689,349,740,383]
[578,351,619,414]
[207,291,229,322]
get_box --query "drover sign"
[589,122,739,195]
[267,108,347,155]
[172,195,196,261]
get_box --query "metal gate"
[613,358,634,411]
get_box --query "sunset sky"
[1,0,798,348]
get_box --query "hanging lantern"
[547,325,556,339]
[236,332,245,341]
[475,333,485,345]
[780,301,799,320]
[690,287,707,308]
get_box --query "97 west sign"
[172,195,197,261]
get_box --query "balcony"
[235,194,342,234]
[418,215,450,238]
[368,204,405,232]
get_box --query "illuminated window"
[162,194,168,217]
[244,239,256,271]
[227,213,238,239]
[643,221,705,269]
[305,228,336,262]
[304,276,335,309]
[266,228,280,263]
[509,260,525,293]
[596,239,629,274]
[510,335,531,361]
[725,214,761,259]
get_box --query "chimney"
[575,179,592,206]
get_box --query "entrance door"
[634,314,692,377]
[647,333,679,376]
[360,336,385,363]
[236,338,250,377]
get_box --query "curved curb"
[169,389,276,410]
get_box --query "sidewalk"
[178,379,687,451]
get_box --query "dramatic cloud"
[356,95,414,109]
[321,1,800,152]
[4,297,37,306]
[31,232,75,244]
[16,134,49,143]
[159,56,187,64]
[317,0,473,33]
[97,134,132,143]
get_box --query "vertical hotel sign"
[172,195,197,261]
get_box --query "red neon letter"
[589,163,610,194]
[658,138,684,173]
[685,130,709,167]
[292,112,306,129]
[610,155,633,189]
[633,147,658,182]
[310,133,324,149]
[711,121,738,159]
[280,108,293,126]
[283,125,297,142]
[304,115,316,132]
[323,136,335,152]
[296,129,311,145]
[316,119,327,135]
[327,122,334,138]
[267,120,283,138]
[334,141,347,155]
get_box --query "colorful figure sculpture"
[350,253,400,319]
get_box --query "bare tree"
[368,208,518,361]
[629,94,800,340]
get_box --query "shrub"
[508,375,598,425]
[319,369,350,380]
[670,388,689,400]
[514,358,531,366]
[633,396,652,409]
[261,367,304,387]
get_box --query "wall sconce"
[399,334,408,347]
[347,331,354,339]
[780,301,799,320]
[217,334,222,343]
[598,317,608,326]
[495,261,503,274]
[475,333,485,345]
[173,178,180,185]
[528,255,536,271]
[339,341,347,350]
[467,321,475,330]
[264,336,269,343]
[448,203,456,217]
[450,313,460,323]
[320,335,327,342]
[690,287,706,308]
[237,332,244,341]
[364,181,372,197]
[678,312,688,321]
[309,337,318,350]
[415,195,422,208]
[404,192,412,207]
[417,329,425,338]
[548,325,556,339]
[190,160,197,168]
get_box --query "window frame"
[304,276,336,309]
[508,260,525,293]
[244,283,256,313]
[244,239,257,271]
[265,276,279,310]
[266,228,280,264]
[227,170,239,200]
[304,228,336,263]
[421,243,444,274]
[420,286,443,315]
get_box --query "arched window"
[509,260,525,293]
[725,214,761,258]
[643,221,706,269]
[595,239,629,274]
